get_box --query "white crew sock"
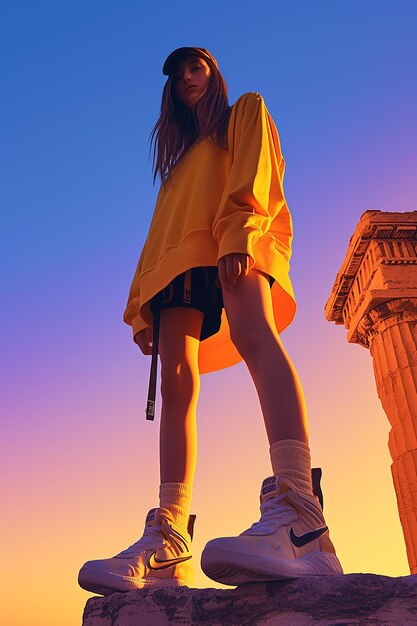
[269,439,313,494]
[159,482,193,531]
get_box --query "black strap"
[145,307,160,420]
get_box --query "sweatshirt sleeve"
[212,92,287,266]
[123,246,149,338]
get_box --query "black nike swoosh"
[290,526,328,548]
[148,552,192,571]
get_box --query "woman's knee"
[160,361,200,410]
[229,317,273,359]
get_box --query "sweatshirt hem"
[129,229,295,329]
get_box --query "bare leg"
[158,307,203,484]
[222,270,308,445]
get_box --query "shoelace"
[242,493,296,535]
[118,525,166,557]
[117,518,189,558]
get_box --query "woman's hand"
[217,253,250,293]
[134,327,153,355]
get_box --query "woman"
[78,46,342,595]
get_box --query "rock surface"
[82,573,417,625]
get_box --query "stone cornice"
[325,210,417,335]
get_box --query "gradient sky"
[2,1,417,625]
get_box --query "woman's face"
[173,56,212,106]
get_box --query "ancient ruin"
[325,210,417,573]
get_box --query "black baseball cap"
[162,47,218,76]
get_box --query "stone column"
[325,210,417,574]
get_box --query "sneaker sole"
[201,546,343,586]
[78,567,193,595]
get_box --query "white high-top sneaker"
[78,508,195,595]
[201,476,343,586]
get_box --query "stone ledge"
[82,573,417,625]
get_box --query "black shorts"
[150,266,274,342]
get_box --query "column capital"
[354,298,417,349]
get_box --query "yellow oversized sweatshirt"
[123,92,296,374]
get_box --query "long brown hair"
[150,56,231,184]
